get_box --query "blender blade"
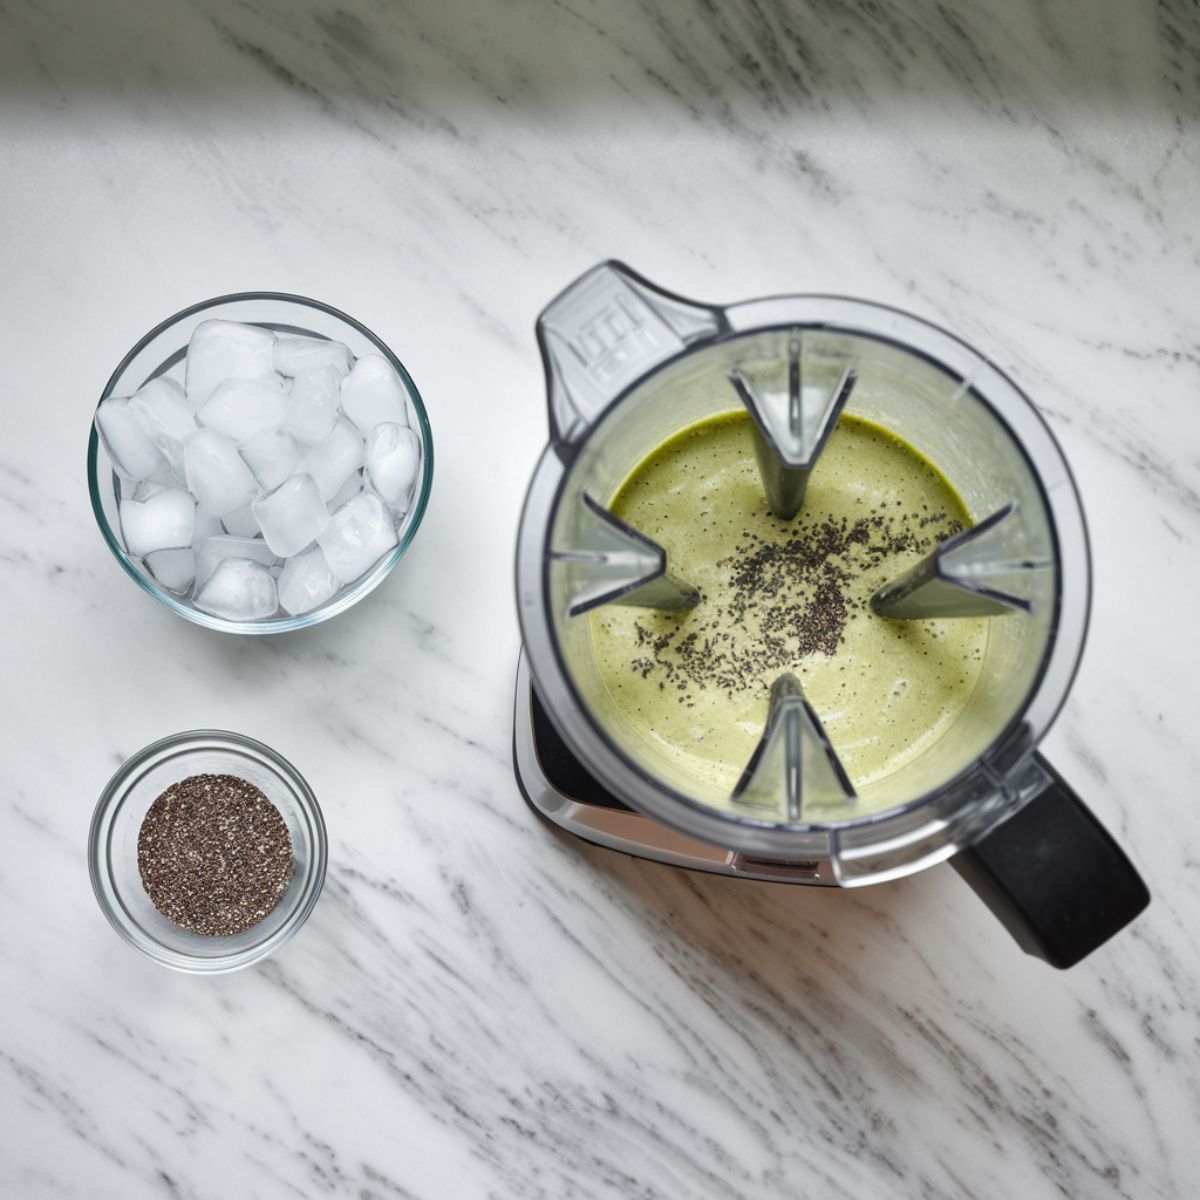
[554,492,700,617]
[732,672,856,822]
[870,503,1052,618]
[729,338,857,520]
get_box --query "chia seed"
[627,508,963,700]
[137,773,293,937]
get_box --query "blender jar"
[515,262,1148,968]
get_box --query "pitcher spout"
[537,260,727,454]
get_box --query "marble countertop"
[3,1,1198,1196]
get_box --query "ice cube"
[144,547,196,593]
[95,396,166,481]
[277,545,340,615]
[192,507,224,546]
[366,423,421,513]
[222,504,261,537]
[299,419,364,502]
[328,470,364,512]
[239,426,301,491]
[119,488,195,557]
[194,558,278,621]
[318,491,399,584]
[132,477,169,502]
[184,429,259,516]
[274,336,353,380]
[185,320,277,406]
[339,355,408,434]
[197,378,288,442]
[253,474,329,558]
[284,365,342,445]
[141,462,184,489]
[194,534,276,588]
[128,378,197,478]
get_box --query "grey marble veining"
[1,0,1198,1196]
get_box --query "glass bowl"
[87,292,434,634]
[89,730,328,973]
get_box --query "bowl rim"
[88,728,328,973]
[87,291,434,635]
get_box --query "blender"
[513,261,1148,969]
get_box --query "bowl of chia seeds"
[89,730,327,973]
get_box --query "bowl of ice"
[88,293,433,633]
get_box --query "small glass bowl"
[87,292,434,634]
[89,730,328,973]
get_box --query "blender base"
[512,652,837,884]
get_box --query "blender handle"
[952,755,1149,969]
[536,260,728,453]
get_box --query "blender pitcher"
[514,261,1148,969]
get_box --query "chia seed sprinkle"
[137,773,293,937]
[626,507,963,699]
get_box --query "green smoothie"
[587,411,987,808]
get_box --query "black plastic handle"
[952,755,1150,969]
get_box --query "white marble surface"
[2,1,1198,1196]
